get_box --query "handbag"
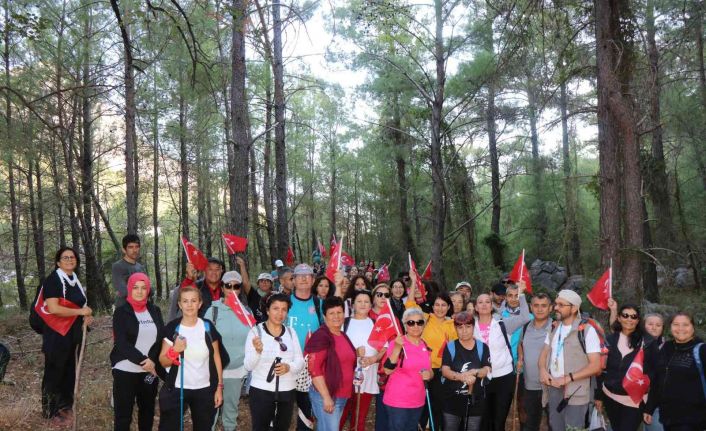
[589,404,607,431]
[295,355,312,392]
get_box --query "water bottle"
[353,358,364,387]
[144,373,156,384]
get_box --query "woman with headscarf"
[110,273,164,431]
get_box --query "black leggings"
[480,372,516,431]
[419,368,444,431]
[603,396,643,431]
[249,386,296,431]
[158,385,216,431]
[112,369,158,431]
[42,346,77,418]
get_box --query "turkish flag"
[181,237,208,271]
[285,246,295,267]
[222,233,248,254]
[377,264,390,282]
[587,267,612,310]
[224,291,256,327]
[325,241,341,281]
[622,347,650,404]
[408,253,428,302]
[34,288,81,336]
[318,240,327,258]
[341,252,355,267]
[368,300,401,350]
[508,249,533,294]
[421,260,432,281]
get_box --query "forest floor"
[2,286,704,430]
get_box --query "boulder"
[673,266,695,289]
[529,259,569,291]
[560,275,585,293]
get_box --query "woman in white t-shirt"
[340,290,385,431]
[244,293,304,431]
[110,273,164,431]
[157,286,227,431]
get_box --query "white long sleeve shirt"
[244,322,305,392]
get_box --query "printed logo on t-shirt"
[308,305,316,314]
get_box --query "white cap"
[455,281,472,290]
[257,272,273,282]
[274,259,284,268]
[222,271,243,285]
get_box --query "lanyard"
[553,327,566,371]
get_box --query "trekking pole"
[270,357,282,430]
[512,372,520,431]
[424,377,436,431]
[179,342,185,431]
[72,321,88,431]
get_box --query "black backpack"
[29,283,44,334]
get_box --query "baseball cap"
[257,272,274,282]
[455,281,472,290]
[222,271,243,285]
[274,259,284,268]
[293,263,314,276]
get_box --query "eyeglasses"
[375,292,391,298]
[620,313,639,320]
[60,256,76,261]
[554,302,572,308]
[224,283,241,290]
[405,319,425,327]
[274,336,288,351]
[454,323,474,329]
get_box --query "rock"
[560,275,585,293]
[529,259,569,291]
[642,300,679,317]
[673,266,695,289]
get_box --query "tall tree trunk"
[487,82,504,269]
[272,0,289,258]
[645,0,674,255]
[179,80,189,279]
[429,0,447,284]
[694,1,706,191]
[51,139,66,247]
[229,0,251,263]
[527,77,547,254]
[152,74,162,299]
[390,92,416,261]
[329,141,337,243]
[197,147,206,250]
[642,197,659,302]
[251,146,268,268]
[28,159,46,280]
[110,0,138,234]
[674,171,703,290]
[560,80,582,274]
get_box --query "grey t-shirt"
[522,319,553,391]
[111,259,147,299]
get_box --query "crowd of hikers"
[30,234,706,431]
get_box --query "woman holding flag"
[156,286,228,431]
[340,290,385,431]
[37,247,93,426]
[406,271,457,431]
[203,270,253,430]
[244,293,304,431]
[596,303,658,431]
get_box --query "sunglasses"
[274,336,288,352]
[224,283,241,290]
[620,313,639,320]
[375,292,391,298]
[405,319,425,327]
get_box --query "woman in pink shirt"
[382,308,434,431]
[304,297,357,431]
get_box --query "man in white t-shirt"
[539,289,602,431]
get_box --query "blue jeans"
[375,392,388,431]
[386,404,423,431]
[308,388,347,431]
[645,408,664,431]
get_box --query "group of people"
[34,234,706,431]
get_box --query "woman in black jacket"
[597,303,658,431]
[645,312,706,431]
[110,272,164,431]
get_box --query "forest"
[1,0,705,311]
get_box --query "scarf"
[56,268,86,299]
[126,272,151,312]
[304,325,356,396]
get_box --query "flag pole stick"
[337,233,345,271]
[520,249,525,278]
[609,258,613,298]
[180,237,191,266]
[72,321,88,431]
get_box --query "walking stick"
[72,322,88,431]
[354,386,361,431]
[424,380,436,431]
[180,351,185,431]
[511,372,520,431]
[270,357,282,430]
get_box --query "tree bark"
[179,78,189,280]
[28,159,46,281]
[487,81,505,269]
[251,146,268,268]
[272,0,289,259]
[151,74,162,299]
[560,80,582,274]
[329,140,337,243]
[694,1,706,191]
[527,77,547,254]
[109,0,138,235]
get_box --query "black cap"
[491,283,507,295]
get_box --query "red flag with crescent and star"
[421,260,432,281]
[368,299,401,350]
[224,290,256,328]
[622,347,650,404]
[325,241,341,281]
[222,233,248,254]
[34,288,81,336]
[408,253,428,302]
[508,249,533,294]
[181,236,209,271]
[587,266,612,310]
[377,264,390,282]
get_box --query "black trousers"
[112,369,158,431]
[521,389,546,431]
[419,368,444,431]
[480,372,516,431]
[158,384,216,431]
[604,396,643,431]
[42,346,77,418]
[249,386,296,431]
[296,390,314,430]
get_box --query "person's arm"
[286,328,306,374]
[45,297,91,318]
[404,273,421,309]
[308,349,335,413]
[333,269,344,298]
[213,340,224,407]
[538,343,552,385]
[384,336,405,375]
[159,336,186,368]
[243,329,261,372]
[608,298,618,328]
[237,257,252,295]
[517,339,525,374]
[551,353,601,388]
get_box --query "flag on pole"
[325,234,346,280]
[341,252,355,267]
[318,240,327,258]
[377,264,390,282]
[408,253,428,302]
[421,260,432,281]
[181,236,209,271]
[285,246,295,267]
[508,249,533,294]
[622,347,650,404]
[222,233,248,254]
[368,299,401,350]
[587,266,612,310]
[224,291,256,327]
